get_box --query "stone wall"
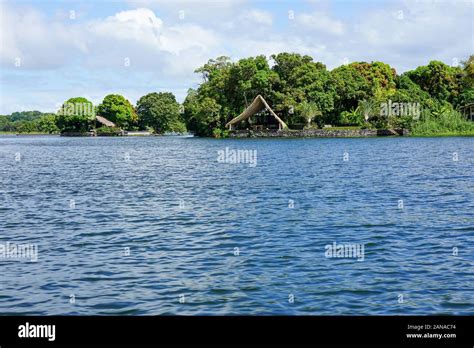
[228,129,409,138]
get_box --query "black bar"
[0,316,472,346]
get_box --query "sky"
[0,0,473,114]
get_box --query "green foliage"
[56,97,95,133]
[350,61,397,91]
[393,75,435,109]
[97,94,137,129]
[185,53,336,134]
[453,57,474,106]
[228,55,277,108]
[271,53,315,84]
[411,110,474,136]
[0,115,10,131]
[184,93,222,136]
[455,88,474,107]
[211,128,229,138]
[96,126,121,135]
[329,64,372,123]
[4,54,473,137]
[168,119,187,133]
[17,121,37,133]
[0,111,58,133]
[358,99,378,123]
[404,60,462,104]
[136,92,184,134]
[181,53,473,135]
[329,62,397,124]
[37,114,59,133]
[9,111,45,122]
[340,107,362,126]
[340,99,379,127]
[461,55,474,89]
[298,101,322,128]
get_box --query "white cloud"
[0,2,84,68]
[0,0,472,113]
[238,9,273,26]
[296,12,345,36]
[126,0,247,20]
[348,0,472,71]
[86,8,220,73]
[91,8,164,46]
[0,6,220,74]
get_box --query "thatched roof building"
[225,95,288,130]
[96,115,116,128]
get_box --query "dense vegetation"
[136,92,186,133]
[183,53,474,136]
[0,111,59,133]
[56,97,96,133]
[97,94,137,129]
[1,53,473,136]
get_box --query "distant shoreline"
[1,131,473,138]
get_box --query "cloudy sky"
[0,0,472,114]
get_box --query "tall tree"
[136,92,184,133]
[56,97,95,133]
[404,60,462,103]
[330,64,372,122]
[97,94,137,129]
[461,55,474,88]
[37,114,59,134]
[298,101,322,128]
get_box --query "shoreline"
[1,131,473,138]
[228,128,409,138]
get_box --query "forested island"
[1,53,473,137]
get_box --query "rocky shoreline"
[228,129,409,138]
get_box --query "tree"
[330,64,372,123]
[97,94,137,129]
[461,55,474,89]
[454,56,474,108]
[298,101,321,128]
[183,53,473,134]
[56,97,95,133]
[37,114,59,133]
[17,121,38,133]
[358,99,378,124]
[404,60,462,103]
[290,62,334,123]
[271,53,315,85]
[226,55,277,111]
[183,94,222,136]
[136,92,185,133]
[340,107,362,126]
[9,111,44,122]
[350,61,397,91]
[195,56,232,83]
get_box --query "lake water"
[0,136,473,315]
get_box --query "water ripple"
[0,136,473,315]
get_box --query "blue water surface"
[0,136,473,315]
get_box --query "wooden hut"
[91,115,123,136]
[95,115,117,128]
[225,95,288,131]
[460,103,474,121]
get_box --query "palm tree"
[358,99,377,123]
[299,102,321,128]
